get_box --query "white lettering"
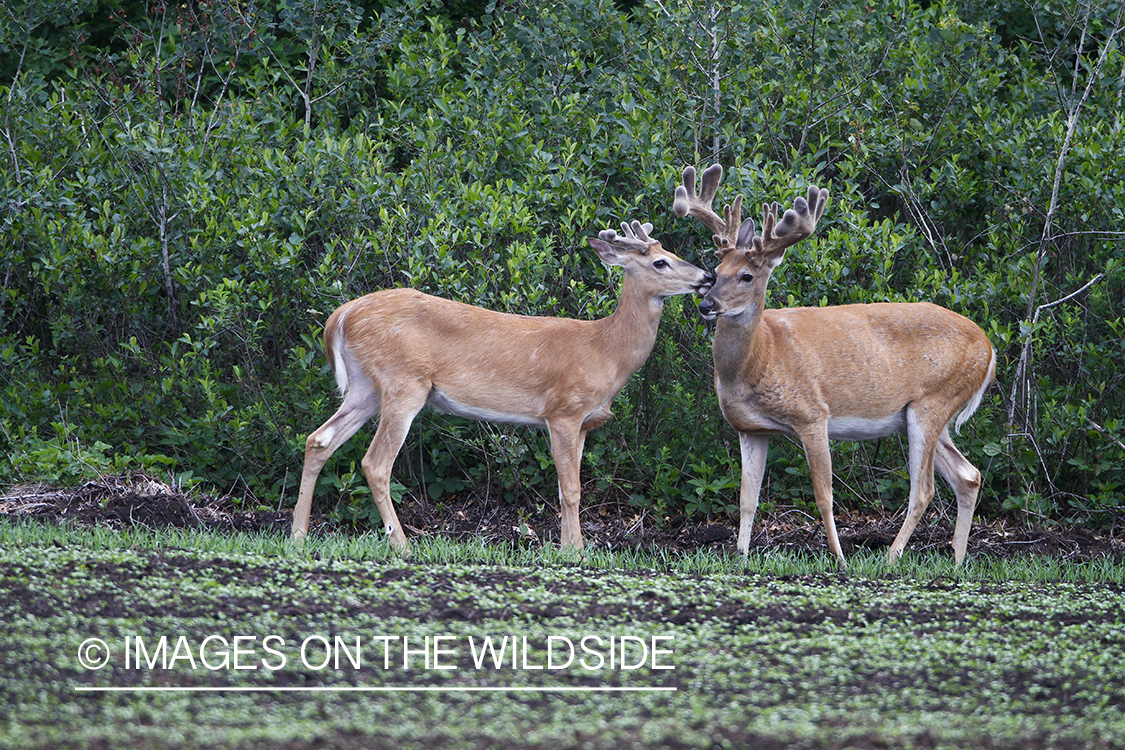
[301,636,332,670]
[547,637,574,670]
[262,635,287,670]
[468,636,510,669]
[199,635,230,670]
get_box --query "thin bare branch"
[1026,5,1124,320]
[1008,273,1105,427]
[1088,421,1125,453]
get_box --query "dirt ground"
[2,472,1122,563]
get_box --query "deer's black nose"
[698,297,716,316]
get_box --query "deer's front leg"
[888,405,941,563]
[736,432,769,555]
[548,419,586,550]
[797,426,846,565]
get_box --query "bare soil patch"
[2,473,1122,563]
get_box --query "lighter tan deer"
[292,222,713,553]
[674,164,995,564]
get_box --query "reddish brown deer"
[674,164,995,564]
[292,221,713,553]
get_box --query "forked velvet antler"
[598,219,656,254]
[749,185,828,257]
[672,164,746,253]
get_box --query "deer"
[291,221,714,554]
[673,164,995,565]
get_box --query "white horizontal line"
[75,686,678,693]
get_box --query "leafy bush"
[2,0,1123,530]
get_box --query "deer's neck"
[713,306,771,387]
[597,273,665,374]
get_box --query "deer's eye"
[653,259,669,269]
[741,273,754,283]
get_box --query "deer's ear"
[587,236,629,266]
[735,217,756,250]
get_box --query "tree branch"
[1007,273,1105,427]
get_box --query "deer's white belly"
[827,412,906,441]
[427,387,547,428]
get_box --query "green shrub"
[2,0,1123,531]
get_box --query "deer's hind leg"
[934,428,981,564]
[293,378,380,539]
[359,380,430,554]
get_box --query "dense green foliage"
[2,0,1123,531]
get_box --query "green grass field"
[2,519,1124,749]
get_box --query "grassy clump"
[2,517,1122,584]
